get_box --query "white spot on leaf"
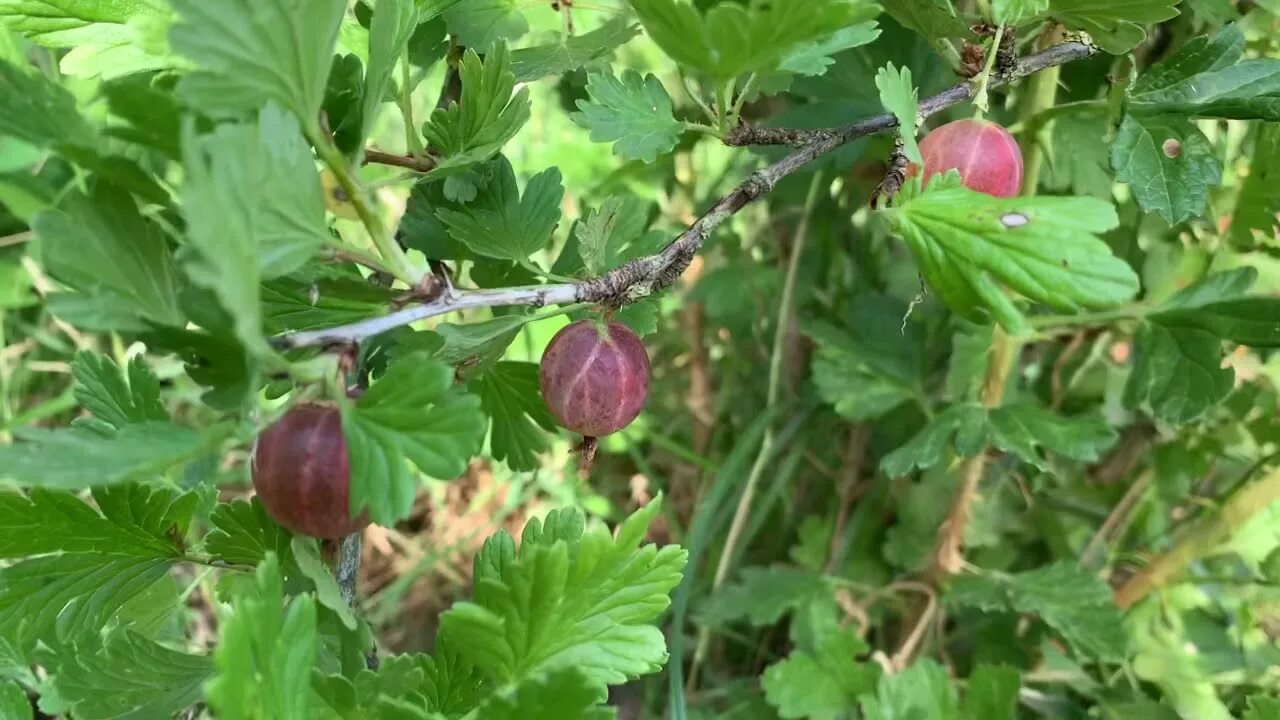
[1000,212,1028,228]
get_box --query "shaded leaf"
[986,404,1117,469]
[699,566,829,627]
[860,658,958,720]
[1230,122,1280,248]
[1049,0,1181,54]
[362,0,418,145]
[1127,25,1280,120]
[435,155,563,264]
[0,485,193,559]
[511,18,639,82]
[1111,114,1221,224]
[441,0,526,48]
[962,665,1020,720]
[0,422,215,490]
[470,361,556,472]
[205,498,294,568]
[71,351,167,428]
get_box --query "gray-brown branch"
[274,40,1095,351]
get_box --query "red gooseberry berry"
[911,118,1024,198]
[539,319,651,438]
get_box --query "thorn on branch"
[871,137,911,209]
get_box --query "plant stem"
[312,134,418,286]
[1018,23,1066,194]
[400,57,425,157]
[728,73,759,125]
[1114,465,1280,609]
[972,25,1005,116]
[689,171,825,686]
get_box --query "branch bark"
[275,40,1097,351]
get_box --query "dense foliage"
[0,0,1279,718]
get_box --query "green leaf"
[362,0,417,145]
[1246,697,1280,720]
[1126,25,1280,120]
[571,70,685,164]
[435,155,563,264]
[986,404,1117,469]
[575,195,650,275]
[962,665,1020,720]
[470,361,556,472]
[1043,110,1114,198]
[0,58,93,146]
[779,22,882,77]
[881,403,986,477]
[890,188,1136,334]
[41,630,212,720]
[762,602,880,720]
[860,658,958,720]
[804,295,923,421]
[70,351,166,429]
[994,0,1049,23]
[0,422,214,490]
[1049,0,1181,54]
[432,313,529,367]
[630,0,880,81]
[181,106,329,357]
[441,0,526,48]
[206,498,295,568]
[32,180,184,332]
[262,274,394,334]
[421,44,530,176]
[1111,114,1221,224]
[0,553,173,652]
[699,565,829,627]
[101,73,184,159]
[472,667,612,720]
[1230,122,1280,248]
[511,18,639,82]
[0,485,192,559]
[0,0,167,53]
[0,680,29,720]
[948,563,1128,661]
[438,497,686,700]
[875,63,923,165]
[1123,321,1233,424]
[206,553,319,720]
[169,0,345,126]
[883,0,966,45]
[341,355,487,525]
[291,537,357,631]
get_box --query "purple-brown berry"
[539,319,651,437]
[251,402,370,539]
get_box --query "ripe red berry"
[251,402,370,539]
[539,319,650,438]
[913,118,1024,197]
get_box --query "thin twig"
[725,41,1094,146]
[363,148,437,173]
[275,40,1097,351]
[335,532,380,670]
[1080,469,1152,570]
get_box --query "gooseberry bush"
[2,0,1280,718]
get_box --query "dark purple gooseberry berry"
[539,319,651,437]
[251,402,370,539]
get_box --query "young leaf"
[859,658,958,720]
[1111,114,1221,224]
[762,601,880,720]
[41,630,213,720]
[889,188,1137,335]
[71,351,167,429]
[699,565,830,627]
[1230,122,1280,248]
[438,497,686,700]
[962,665,1020,720]
[875,63,923,165]
[169,0,346,126]
[0,422,214,490]
[205,498,295,569]
[1049,0,1181,54]
[571,70,685,164]
[575,195,650,275]
[469,361,557,472]
[32,180,184,332]
[421,44,530,175]
[0,485,193,559]
[511,18,640,82]
[206,554,319,720]
[435,155,563,264]
[341,355,487,525]
[1126,25,1280,120]
[948,563,1128,661]
[362,0,418,146]
[441,0,527,48]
